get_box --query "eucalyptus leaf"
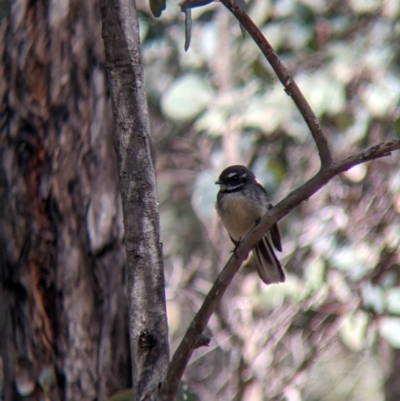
[386,288,400,315]
[184,9,192,51]
[361,283,386,314]
[192,169,219,221]
[161,74,214,121]
[195,109,227,136]
[379,317,400,348]
[233,0,247,37]
[242,86,293,133]
[296,72,346,117]
[349,0,380,14]
[339,311,369,351]
[361,78,400,117]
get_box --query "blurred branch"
[180,0,213,51]
[219,0,333,169]
[160,138,400,400]
[180,0,246,49]
[183,9,192,52]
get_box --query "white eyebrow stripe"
[222,183,244,191]
[227,172,238,178]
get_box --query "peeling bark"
[0,1,131,400]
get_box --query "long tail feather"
[253,235,285,284]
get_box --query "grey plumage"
[215,165,285,285]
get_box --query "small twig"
[159,139,400,401]
[183,8,192,52]
[219,0,333,169]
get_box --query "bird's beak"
[215,180,222,185]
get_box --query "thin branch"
[160,139,400,400]
[219,0,333,168]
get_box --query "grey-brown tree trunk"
[0,1,131,400]
[100,0,170,399]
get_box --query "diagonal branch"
[160,139,400,401]
[219,0,333,168]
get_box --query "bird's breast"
[217,191,267,242]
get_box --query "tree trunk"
[0,1,131,400]
[100,0,170,399]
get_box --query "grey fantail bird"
[215,165,285,284]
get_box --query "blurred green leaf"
[331,243,378,280]
[341,110,370,144]
[297,72,346,117]
[305,259,325,290]
[349,0,380,14]
[286,22,313,49]
[339,311,369,351]
[191,169,219,221]
[242,85,293,133]
[252,156,285,194]
[388,170,400,194]
[194,109,227,136]
[261,23,287,50]
[362,283,386,314]
[361,77,400,117]
[330,246,363,272]
[386,288,400,315]
[248,0,272,26]
[161,74,214,121]
[138,16,149,42]
[379,317,400,348]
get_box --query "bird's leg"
[230,237,240,258]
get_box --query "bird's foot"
[230,239,241,258]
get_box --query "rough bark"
[99,0,170,400]
[0,0,131,400]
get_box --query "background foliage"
[137,0,400,399]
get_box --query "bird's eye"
[227,173,238,180]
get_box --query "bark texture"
[100,0,170,399]
[0,1,131,400]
